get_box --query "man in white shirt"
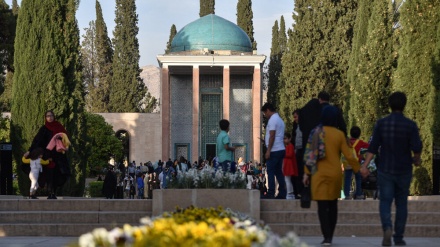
[261,103,286,199]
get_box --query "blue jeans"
[344,169,362,197]
[266,150,286,197]
[378,171,412,241]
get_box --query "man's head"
[293,109,300,123]
[350,126,361,139]
[261,103,276,118]
[318,91,330,104]
[219,119,230,131]
[388,91,407,112]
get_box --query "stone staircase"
[0,196,439,237]
[0,198,152,237]
[261,198,440,237]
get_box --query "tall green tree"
[348,0,393,139]
[236,0,257,50]
[393,0,440,195]
[278,0,358,126]
[165,24,177,54]
[0,0,17,111]
[267,16,287,108]
[11,0,87,196]
[109,0,147,112]
[199,0,215,17]
[267,20,279,106]
[85,112,123,177]
[81,21,98,111]
[86,0,113,113]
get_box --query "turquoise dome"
[170,14,252,52]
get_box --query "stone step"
[261,211,440,225]
[267,223,440,237]
[0,223,124,237]
[0,211,151,224]
[0,199,152,212]
[261,199,440,212]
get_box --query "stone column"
[192,66,200,162]
[252,65,262,162]
[223,65,230,120]
[161,66,170,160]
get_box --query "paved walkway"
[0,236,439,247]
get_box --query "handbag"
[300,185,311,208]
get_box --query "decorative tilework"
[200,94,221,159]
[170,75,193,160]
[230,74,252,157]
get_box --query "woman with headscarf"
[302,106,360,246]
[24,110,70,199]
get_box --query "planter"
[152,189,260,220]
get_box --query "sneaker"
[30,195,38,199]
[382,229,392,246]
[355,195,365,200]
[394,240,406,246]
[286,193,295,200]
[343,197,351,200]
[321,238,332,246]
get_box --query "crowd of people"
[23,90,422,247]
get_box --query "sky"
[6,0,294,67]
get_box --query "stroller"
[360,148,378,199]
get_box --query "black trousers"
[317,200,338,241]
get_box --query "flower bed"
[77,206,307,247]
[167,166,247,189]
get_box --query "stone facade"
[97,113,162,163]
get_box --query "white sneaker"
[286,194,295,200]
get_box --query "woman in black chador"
[24,110,70,199]
[102,167,117,199]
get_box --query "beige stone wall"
[98,113,162,164]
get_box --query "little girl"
[283,133,298,199]
[22,148,49,199]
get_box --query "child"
[129,182,136,199]
[283,133,298,199]
[22,148,49,199]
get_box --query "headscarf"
[45,120,67,136]
[321,105,339,128]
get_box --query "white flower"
[78,233,95,247]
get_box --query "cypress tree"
[165,24,177,54]
[89,0,113,113]
[0,0,16,111]
[110,0,146,112]
[11,0,18,14]
[278,0,357,125]
[199,0,215,17]
[236,0,257,50]
[81,21,98,111]
[348,0,393,139]
[11,0,86,196]
[267,20,280,106]
[393,0,440,195]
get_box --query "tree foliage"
[82,0,113,113]
[165,24,177,54]
[85,112,123,177]
[110,0,147,112]
[199,0,215,17]
[236,0,257,50]
[348,0,393,139]
[393,0,440,195]
[267,16,287,108]
[11,0,87,196]
[278,0,357,126]
[0,0,17,111]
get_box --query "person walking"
[216,119,236,172]
[343,126,369,200]
[261,103,286,199]
[24,110,70,199]
[283,133,298,199]
[361,92,422,246]
[303,105,360,246]
[22,148,48,199]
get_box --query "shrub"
[88,181,104,198]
